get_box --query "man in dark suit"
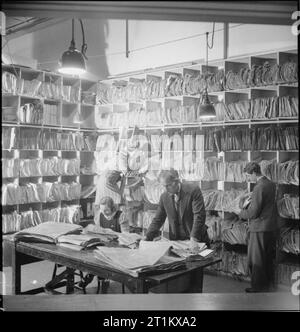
[145,169,209,251]
[239,162,278,293]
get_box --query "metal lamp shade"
[198,90,216,119]
[73,110,83,124]
[58,47,86,75]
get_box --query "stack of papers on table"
[56,234,105,251]
[13,222,82,243]
[94,240,186,277]
[83,224,119,243]
[117,232,142,247]
[159,239,214,259]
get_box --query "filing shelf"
[2,65,98,230]
[94,47,299,285]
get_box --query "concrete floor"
[1,260,290,295]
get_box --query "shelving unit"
[94,47,299,285]
[2,64,98,236]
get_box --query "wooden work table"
[4,237,221,295]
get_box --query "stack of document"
[159,239,214,260]
[57,234,104,251]
[83,224,119,243]
[94,240,185,277]
[117,232,142,248]
[13,221,82,243]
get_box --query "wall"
[3,19,297,80]
[104,20,224,76]
[228,24,297,57]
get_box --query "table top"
[14,241,221,284]
[3,293,299,311]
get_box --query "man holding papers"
[145,169,210,252]
[239,162,277,293]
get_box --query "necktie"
[171,194,177,212]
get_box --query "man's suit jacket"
[145,182,209,244]
[239,176,277,232]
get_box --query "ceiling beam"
[4,18,67,40]
[1,1,298,25]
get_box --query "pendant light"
[198,26,216,119]
[58,19,87,75]
[73,109,83,124]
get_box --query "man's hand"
[153,236,161,242]
[189,238,200,254]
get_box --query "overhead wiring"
[35,23,243,66]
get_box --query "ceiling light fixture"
[198,24,216,119]
[73,109,83,124]
[58,18,87,75]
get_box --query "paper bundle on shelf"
[277,194,299,220]
[2,182,82,206]
[221,215,249,245]
[96,83,112,104]
[260,159,278,182]
[21,79,42,97]
[278,160,299,185]
[145,79,165,99]
[2,127,17,150]
[1,183,20,205]
[2,211,21,234]
[202,190,223,211]
[222,189,248,213]
[62,85,80,103]
[280,227,300,255]
[226,99,251,120]
[225,61,297,90]
[203,157,223,181]
[39,81,62,100]
[43,104,60,126]
[205,213,222,242]
[20,157,80,177]
[2,158,19,178]
[224,160,248,182]
[2,71,18,94]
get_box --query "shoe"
[245,288,259,293]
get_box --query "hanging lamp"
[198,30,216,119]
[73,109,83,124]
[58,19,87,75]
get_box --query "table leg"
[189,267,204,293]
[66,268,75,294]
[135,279,149,294]
[12,244,21,295]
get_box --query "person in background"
[94,196,129,233]
[239,161,278,293]
[94,170,125,225]
[82,196,129,292]
[145,169,209,251]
